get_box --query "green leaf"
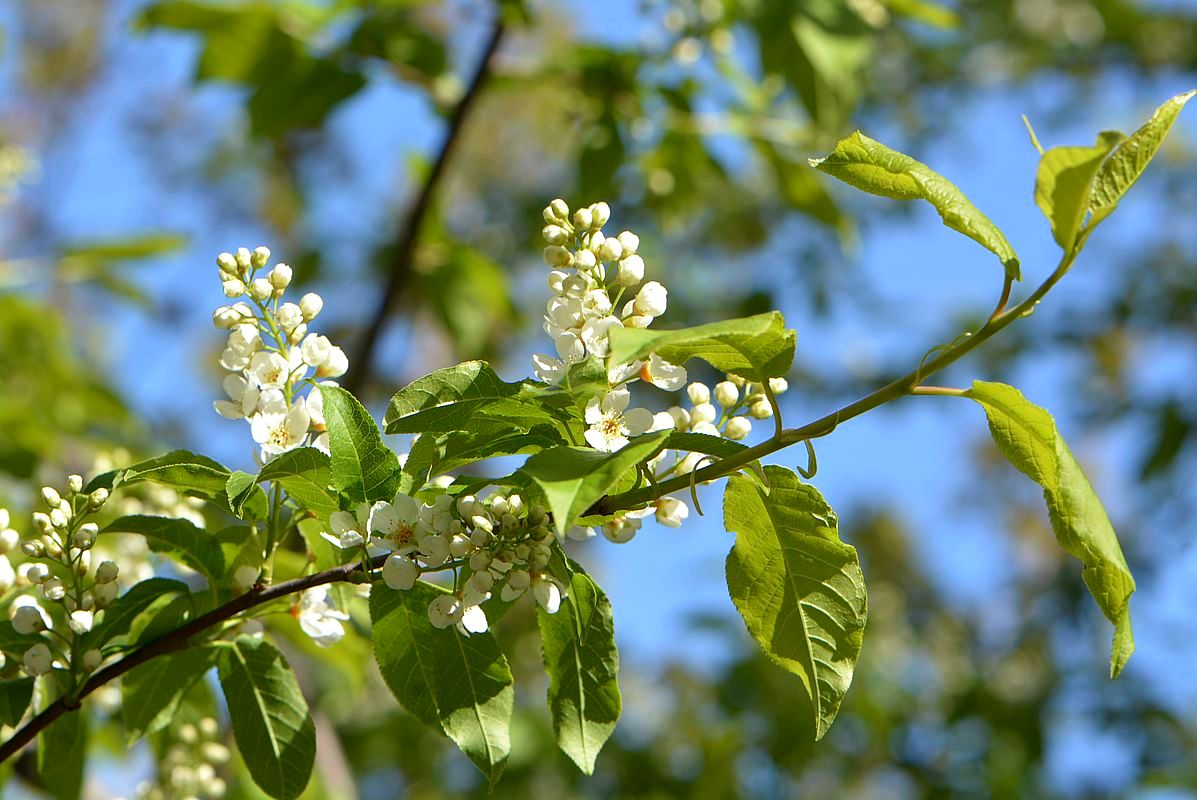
[370,582,513,783]
[115,449,232,502]
[810,131,1020,279]
[384,360,557,435]
[607,312,796,383]
[724,465,867,740]
[257,447,339,521]
[84,578,190,648]
[217,636,316,800]
[1033,134,1121,253]
[537,564,621,774]
[226,470,269,520]
[60,233,188,261]
[319,385,400,504]
[122,647,218,743]
[405,428,562,484]
[103,515,226,580]
[1086,90,1195,232]
[966,381,1136,677]
[520,431,671,535]
[0,678,33,727]
[0,621,46,659]
[665,431,752,461]
[38,675,87,800]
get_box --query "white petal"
[584,428,610,451]
[623,407,653,435]
[584,398,603,425]
[459,605,489,634]
[604,388,630,413]
[214,400,242,420]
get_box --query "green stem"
[591,250,1077,516]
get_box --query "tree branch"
[0,554,388,764]
[343,16,507,396]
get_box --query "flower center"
[268,425,291,447]
[395,524,414,545]
[599,413,623,438]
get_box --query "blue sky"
[2,0,1196,795]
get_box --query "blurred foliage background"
[1,0,1196,797]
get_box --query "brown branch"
[0,554,388,764]
[343,16,507,396]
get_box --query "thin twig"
[0,555,388,763]
[343,16,507,395]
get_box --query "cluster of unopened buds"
[323,491,565,635]
[135,717,230,800]
[211,246,347,461]
[4,477,117,677]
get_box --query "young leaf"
[607,312,796,383]
[724,465,867,740]
[115,449,232,500]
[226,470,268,520]
[257,446,339,521]
[370,583,513,783]
[966,381,1136,677]
[1033,134,1121,253]
[520,431,670,536]
[217,636,316,800]
[83,577,190,648]
[103,515,226,580]
[319,385,400,504]
[122,646,218,743]
[810,131,1020,279]
[0,678,33,727]
[384,360,557,435]
[1086,90,1195,232]
[537,564,621,774]
[404,428,563,484]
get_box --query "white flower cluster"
[324,491,565,634]
[4,478,116,678]
[532,199,686,392]
[211,246,346,461]
[134,717,230,800]
[672,374,789,444]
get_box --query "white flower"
[598,237,623,262]
[687,382,710,405]
[726,416,752,440]
[749,400,773,419]
[565,525,596,541]
[532,574,563,614]
[306,384,327,427]
[580,315,622,358]
[383,554,419,590]
[232,565,259,594]
[692,420,720,437]
[633,281,667,317]
[602,515,642,544]
[277,302,303,330]
[250,403,311,460]
[418,534,450,567]
[251,246,271,268]
[655,497,689,528]
[641,354,687,391]
[369,494,422,552]
[316,346,349,379]
[691,403,717,425]
[459,605,489,634]
[0,556,13,592]
[715,381,739,407]
[617,254,645,285]
[324,504,370,549]
[544,245,572,267]
[583,389,654,451]
[617,230,639,255]
[297,586,349,647]
[427,594,463,629]
[532,353,566,384]
[554,331,585,363]
[542,224,569,245]
[573,248,597,271]
[668,406,690,429]
[214,374,260,420]
[23,644,52,676]
[250,350,301,389]
[222,279,245,298]
[607,360,641,385]
[769,377,789,394]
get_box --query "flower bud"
[655,496,690,528]
[544,198,569,224]
[23,644,52,676]
[590,201,611,228]
[542,224,569,245]
[95,580,118,607]
[235,247,252,272]
[233,564,259,594]
[41,578,66,601]
[687,382,710,405]
[618,255,645,285]
[573,207,593,230]
[41,534,62,558]
[21,540,44,558]
[768,377,789,395]
[74,550,91,576]
[749,400,773,419]
[27,563,51,584]
[573,249,597,270]
[299,292,323,320]
[66,475,83,496]
[68,610,94,635]
[0,527,16,555]
[95,560,119,584]
[41,486,61,508]
[216,252,238,275]
[222,279,245,298]
[316,346,349,379]
[617,231,639,255]
[725,416,752,440]
[88,488,109,510]
[250,278,273,302]
[49,508,67,530]
[383,554,419,590]
[469,551,492,573]
[727,373,746,387]
[82,649,102,671]
[543,245,572,267]
[427,595,462,629]
[714,381,739,408]
[633,280,668,317]
[251,246,271,268]
[277,302,303,330]
[288,323,308,345]
[268,263,292,290]
[13,605,47,634]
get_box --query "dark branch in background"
[343,16,507,396]
[0,555,388,764]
